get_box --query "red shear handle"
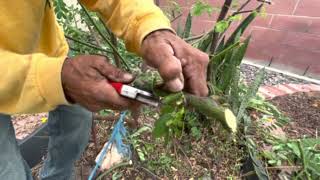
[109,81,123,94]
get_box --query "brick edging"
[258,84,320,99]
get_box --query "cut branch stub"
[185,94,237,133]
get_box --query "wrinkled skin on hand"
[141,30,209,96]
[61,55,139,112]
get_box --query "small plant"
[262,138,320,179]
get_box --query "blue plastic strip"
[88,111,128,180]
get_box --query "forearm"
[0,50,68,114]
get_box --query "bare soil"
[12,113,47,140]
[271,91,320,138]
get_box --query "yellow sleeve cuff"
[36,56,69,108]
[127,13,174,55]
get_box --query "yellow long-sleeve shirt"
[0,0,171,114]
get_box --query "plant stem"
[184,33,206,42]
[209,0,233,53]
[236,0,252,13]
[209,41,241,61]
[66,35,112,54]
[69,46,110,59]
[110,33,121,67]
[136,165,162,180]
[170,13,183,23]
[78,2,131,71]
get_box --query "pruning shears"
[110,81,159,107]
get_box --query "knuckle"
[160,62,181,78]
[198,53,209,65]
[96,56,108,65]
[113,69,124,79]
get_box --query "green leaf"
[153,114,171,138]
[137,149,146,161]
[287,142,301,157]
[176,21,184,38]
[237,68,265,120]
[226,11,258,47]
[183,13,193,38]
[197,31,214,52]
[191,1,214,16]
[216,36,226,53]
[248,149,270,180]
[131,125,152,138]
[268,159,277,165]
[233,35,251,66]
[229,14,243,21]
[162,92,184,105]
[191,127,202,140]
[215,20,229,33]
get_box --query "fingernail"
[123,73,133,81]
[168,78,183,92]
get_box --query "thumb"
[157,55,184,92]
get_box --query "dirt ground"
[12,113,47,140]
[271,91,320,138]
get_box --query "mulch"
[12,113,47,140]
[271,91,320,138]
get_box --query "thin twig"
[83,16,103,47]
[190,29,214,46]
[209,41,241,60]
[170,13,183,23]
[66,35,112,54]
[236,0,252,12]
[174,139,193,168]
[78,2,131,71]
[266,165,302,171]
[233,9,259,15]
[98,16,112,37]
[110,33,121,67]
[98,16,122,67]
[257,0,272,5]
[69,47,110,59]
[136,165,162,180]
[96,161,131,180]
[184,33,206,42]
[216,2,266,44]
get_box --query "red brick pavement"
[258,83,320,99]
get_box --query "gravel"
[240,64,310,86]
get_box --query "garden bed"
[271,91,320,138]
[73,91,320,179]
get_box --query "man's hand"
[61,55,138,111]
[141,30,209,96]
